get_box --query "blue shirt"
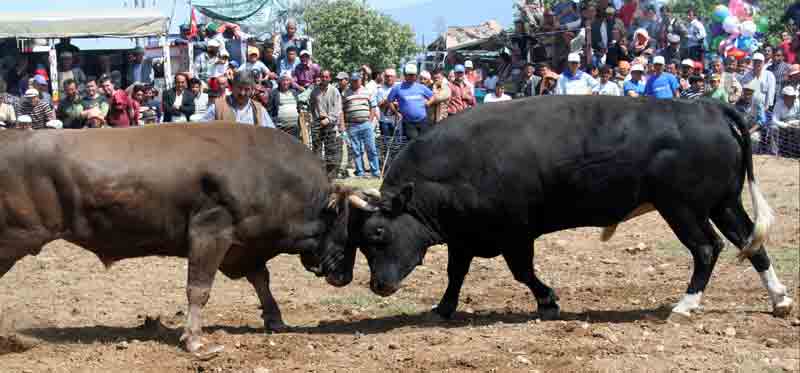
[623,79,646,96]
[644,73,679,99]
[387,82,433,123]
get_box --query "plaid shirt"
[768,61,791,93]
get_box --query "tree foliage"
[303,0,419,73]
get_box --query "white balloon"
[740,20,757,37]
[723,16,740,34]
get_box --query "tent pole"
[162,34,173,89]
[48,41,60,105]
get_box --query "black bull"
[341,96,794,320]
[0,123,374,358]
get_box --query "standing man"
[659,33,683,66]
[269,72,301,138]
[427,69,451,124]
[767,49,791,94]
[194,39,222,83]
[386,63,434,141]
[342,72,380,178]
[203,72,274,127]
[376,68,400,159]
[57,79,84,129]
[125,47,153,88]
[309,70,344,178]
[57,52,87,91]
[448,64,476,116]
[556,53,598,95]
[722,56,743,104]
[623,64,647,97]
[273,19,310,62]
[741,53,777,109]
[516,63,541,98]
[685,8,707,62]
[292,50,320,92]
[644,55,680,99]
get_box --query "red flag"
[189,7,198,38]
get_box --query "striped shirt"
[342,86,375,124]
[17,100,54,129]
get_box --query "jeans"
[347,121,380,176]
[403,119,431,141]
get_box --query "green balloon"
[755,15,769,33]
[711,35,726,51]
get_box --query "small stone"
[580,322,590,330]
[116,341,129,350]
[655,345,665,352]
[515,355,532,365]
[388,343,399,350]
[268,340,276,347]
[765,338,780,348]
[307,343,315,350]
[791,319,800,327]
[253,367,270,373]
[600,258,620,264]
[724,327,736,337]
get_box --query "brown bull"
[0,122,371,358]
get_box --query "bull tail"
[722,105,775,260]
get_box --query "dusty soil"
[0,156,798,373]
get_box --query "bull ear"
[390,182,414,214]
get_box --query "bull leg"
[181,207,234,358]
[501,241,560,320]
[432,248,473,319]
[712,201,794,317]
[246,267,288,332]
[657,205,721,318]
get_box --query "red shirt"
[447,81,475,114]
[620,1,637,28]
[780,40,796,64]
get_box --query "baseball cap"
[404,63,418,75]
[782,86,799,97]
[567,52,581,63]
[299,50,311,57]
[605,6,615,14]
[24,89,38,98]
[464,60,474,69]
[33,75,47,85]
[336,72,349,80]
[228,60,239,69]
[631,64,645,72]
[652,55,665,65]
[206,23,220,33]
[752,53,765,62]
[453,64,466,73]
[350,72,362,81]
[207,39,222,48]
[681,58,694,67]
[247,46,260,56]
[667,33,680,43]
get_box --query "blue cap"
[350,72,362,81]
[33,75,47,85]
[454,64,465,73]
[229,60,240,68]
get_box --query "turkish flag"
[189,7,198,38]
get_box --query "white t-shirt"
[483,93,512,103]
[592,81,622,96]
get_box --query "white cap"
[46,120,63,129]
[782,86,799,97]
[667,33,680,43]
[207,39,222,48]
[652,55,665,65]
[752,53,765,62]
[219,49,230,57]
[404,63,418,75]
[631,64,645,72]
[419,70,431,80]
[567,52,581,63]
[24,88,39,97]
[464,60,474,69]
[681,58,694,67]
[299,50,311,57]
[17,115,32,123]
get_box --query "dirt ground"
[0,155,797,373]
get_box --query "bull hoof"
[265,319,289,333]
[431,304,456,320]
[773,297,794,318]
[668,309,693,322]
[183,335,224,360]
[537,305,561,321]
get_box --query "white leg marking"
[672,292,703,317]
[759,265,794,316]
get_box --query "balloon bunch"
[708,1,767,60]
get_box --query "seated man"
[17,88,54,130]
[57,79,85,129]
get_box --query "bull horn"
[348,195,378,211]
[362,188,381,198]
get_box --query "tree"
[303,0,419,73]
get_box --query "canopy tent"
[427,20,504,52]
[192,0,274,23]
[0,9,169,39]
